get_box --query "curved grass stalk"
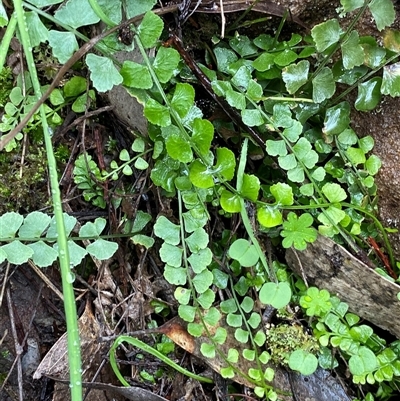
[109,335,214,386]
[0,13,17,68]
[11,1,82,400]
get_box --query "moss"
[266,323,319,366]
[0,146,50,214]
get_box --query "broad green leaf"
[289,350,318,375]
[323,102,350,136]
[188,248,212,273]
[270,182,294,205]
[220,190,241,213]
[137,11,163,48]
[200,343,215,358]
[178,303,196,320]
[312,67,335,103]
[227,313,243,327]
[86,54,122,92]
[259,281,292,309]
[19,211,51,237]
[248,312,261,329]
[171,83,195,118]
[337,128,358,146]
[160,243,183,267]
[220,299,237,314]
[383,29,400,52]
[220,366,235,379]
[382,63,400,97]
[230,35,258,56]
[300,287,331,316]
[257,206,283,228]
[282,60,310,94]
[311,19,341,52]
[322,182,347,202]
[366,155,382,175]
[192,269,213,293]
[120,61,152,89]
[349,347,378,375]
[235,328,249,343]
[144,98,171,127]
[9,87,23,106]
[126,0,156,18]
[132,138,145,153]
[368,0,395,31]
[362,40,387,71]
[341,31,364,69]
[266,140,287,157]
[300,183,314,196]
[154,216,180,245]
[192,118,214,157]
[232,65,252,89]
[79,217,106,237]
[278,153,297,170]
[153,46,180,83]
[340,0,364,12]
[283,121,303,142]
[346,147,366,165]
[1,241,33,264]
[87,238,118,259]
[189,160,214,188]
[246,80,263,101]
[150,155,180,192]
[243,349,256,361]
[214,47,238,74]
[48,30,79,63]
[162,125,193,163]
[241,296,254,313]
[185,228,209,253]
[134,157,149,170]
[0,212,23,238]
[293,137,318,169]
[318,206,346,229]
[241,108,264,127]
[288,165,305,183]
[312,167,326,181]
[272,104,293,128]
[355,77,382,111]
[175,288,191,306]
[281,212,317,250]
[241,174,260,201]
[252,52,275,72]
[226,90,246,110]
[274,49,298,66]
[214,147,236,181]
[203,308,221,328]
[360,135,374,152]
[64,76,87,98]
[164,266,187,285]
[55,0,100,28]
[46,213,77,238]
[130,234,154,249]
[228,239,259,267]
[227,348,239,364]
[62,240,86,267]
[26,11,49,47]
[28,241,59,267]
[187,322,204,336]
[197,288,215,309]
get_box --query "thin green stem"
[238,138,277,282]
[0,13,17,68]
[110,336,213,385]
[12,1,82,399]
